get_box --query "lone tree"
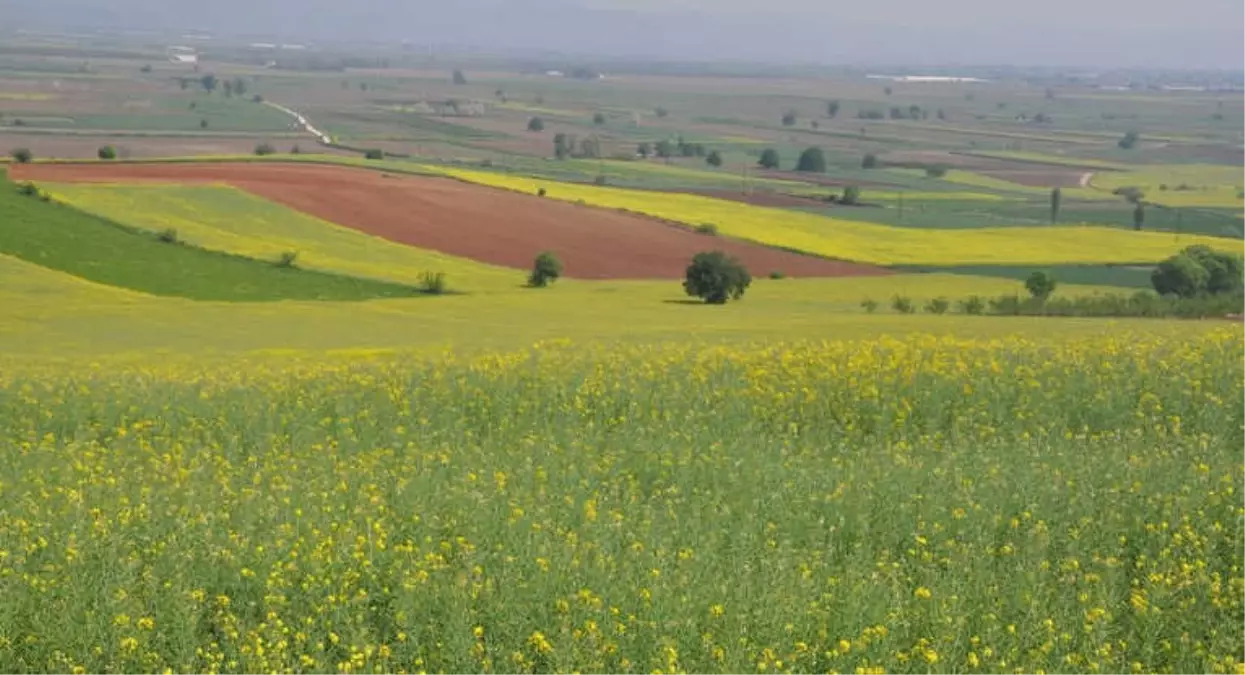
[654,106,669,118]
[452,69,468,85]
[553,133,572,159]
[1024,271,1057,301]
[1118,130,1140,149]
[705,150,723,167]
[781,109,797,126]
[528,251,563,287]
[1050,187,1062,224]
[757,148,780,169]
[827,100,841,118]
[841,185,861,205]
[200,74,218,93]
[10,147,32,163]
[592,112,606,125]
[861,153,879,169]
[527,117,545,132]
[97,145,117,160]
[636,142,651,158]
[795,147,827,173]
[683,251,752,304]
[1133,202,1145,231]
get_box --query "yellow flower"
[914,587,933,600]
[527,631,553,655]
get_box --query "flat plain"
[0,34,1241,674]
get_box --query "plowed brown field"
[13,162,891,279]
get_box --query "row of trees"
[757,147,881,173]
[185,75,250,97]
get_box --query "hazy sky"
[7,0,1244,69]
[584,0,1242,30]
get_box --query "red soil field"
[14,162,891,280]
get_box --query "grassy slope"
[0,176,419,301]
[44,182,522,292]
[0,252,1138,357]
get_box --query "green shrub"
[768,271,786,280]
[97,146,117,160]
[694,223,719,236]
[958,295,985,315]
[1152,254,1210,298]
[156,228,180,244]
[276,251,299,268]
[364,149,384,160]
[980,290,1243,319]
[10,148,32,164]
[418,271,448,295]
[860,298,879,313]
[15,181,38,197]
[683,251,752,304]
[891,295,914,314]
[528,251,563,288]
[924,297,950,314]
[990,294,1025,315]
[1182,245,1244,295]
[254,143,277,156]
[861,153,879,169]
[593,175,607,186]
[924,165,948,178]
[527,117,545,132]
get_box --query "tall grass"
[0,332,1240,673]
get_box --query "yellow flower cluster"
[0,329,1239,673]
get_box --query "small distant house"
[167,46,199,64]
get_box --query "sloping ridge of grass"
[0,173,419,302]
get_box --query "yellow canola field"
[0,331,1240,673]
[430,167,1238,265]
[44,182,522,292]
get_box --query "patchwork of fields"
[0,44,1242,675]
